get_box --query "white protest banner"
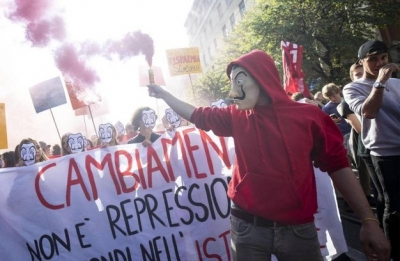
[0,127,235,260]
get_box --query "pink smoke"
[7,0,52,22]
[7,0,155,90]
[54,43,100,87]
[106,31,154,66]
[26,16,66,47]
[7,0,66,47]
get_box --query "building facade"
[184,0,255,72]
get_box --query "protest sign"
[29,76,67,113]
[166,47,202,76]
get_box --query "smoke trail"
[105,31,154,66]
[7,0,52,22]
[54,43,100,87]
[6,0,155,103]
[25,15,66,47]
[7,0,66,47]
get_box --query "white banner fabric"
[0,127,235,260]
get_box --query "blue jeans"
[230,215,323,261]
[371,155,400,261]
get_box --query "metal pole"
[188,74,196,103]
[88,105,98,137]
[83,115,88,138]
[49,108,61,140]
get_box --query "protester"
[61,132,87,155]
[321,83,352,164]
[127,106,161,147]
[14,144,20,164]
[314,91,327,105]
[148,49,389,261]
[1,151,16,168]
[337,64,375,210]
[343,40,400,261]
[39,141,51,158]
[51,144,61,157]
[15,138,48,166]
[85,138,95,150]
[291,92,321,107]
[117,123,138,144]
[98,123,119,147]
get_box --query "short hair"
[314,91,322,99]
[291,92,305,101]
[130,106,154,131]
[52,144,61,156]
[2,151,16,168]
[61,133,72,156]
[322,83,341,99]
[349,63,363,81]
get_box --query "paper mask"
[142,109,157,129]
[20,142,37,166]
[210,99,228,108]
[165,108,181,128]
[68,133,87,153]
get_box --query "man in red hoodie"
[148,50,389,261]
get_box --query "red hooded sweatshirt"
[190,50,349,224]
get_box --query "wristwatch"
[373,81,386,89]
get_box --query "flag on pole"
[281,41,311,98]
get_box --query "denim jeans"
[370,155,400,261]
[230,215,323,261]
[361,155,384,226]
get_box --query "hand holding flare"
[148,67,155,96]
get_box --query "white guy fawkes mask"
[20,142,37,166]
[68,133,87,154]
[99,123,114,144]
[142,109,157,128]
[229,66,260,110]
[165,108,181,128]
[114,121,125,137]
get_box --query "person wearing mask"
[15,138,48,166]
[127,106,161,147]
[148,49,389,261]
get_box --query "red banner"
[281,41,311,98]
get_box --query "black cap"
[357,40,388,62]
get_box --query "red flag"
[281,41,311,98]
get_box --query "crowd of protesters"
[0,40,398,261]
[0,106,167,168]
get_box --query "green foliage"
[195,0,400,97]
